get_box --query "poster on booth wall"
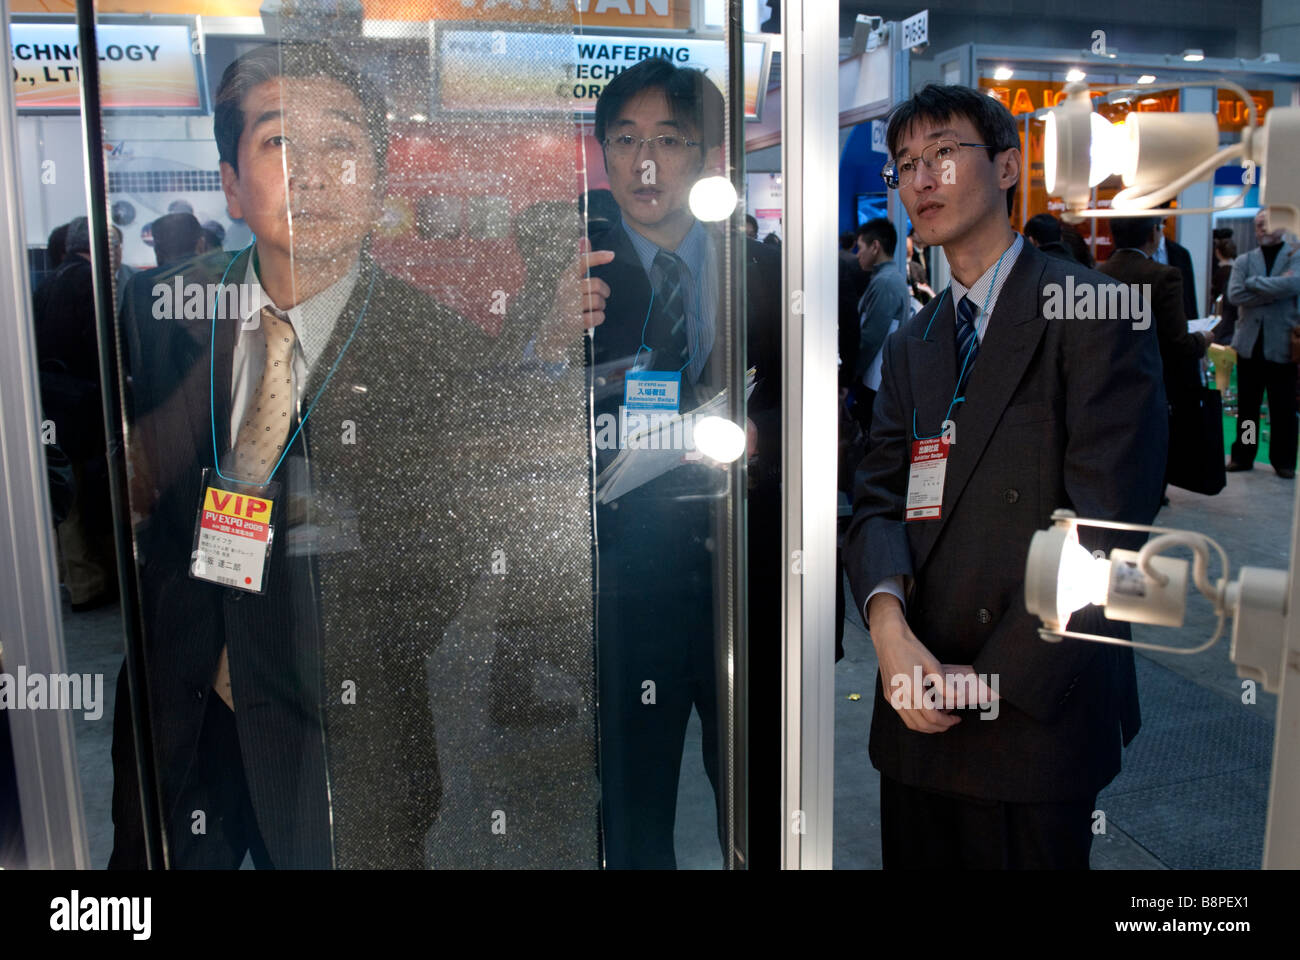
[9,21,203,112]
[746,172,782,242]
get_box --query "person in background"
[150,211,203,267]
[745,214,759,239]
[46,222,69,270]
[1022,212,1077,263]
[1227,209,1300,477]
[199,219,227,254]
[1208,227,1239,397]
[851,217,912,436]
[32,216,117,612]
[1099,215,1211,504]
[905,228,934,304]
[1060,223,1094,269]
[1154,201,1199,321]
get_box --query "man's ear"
[220,161,243,221]
[998,146,1021,194]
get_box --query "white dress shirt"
[228,253,360,450]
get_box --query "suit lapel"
[909,244,1049,574]
[907,291,957,441]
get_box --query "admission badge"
[189,467,280,593]
[905,438,950,521]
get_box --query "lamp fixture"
[1024,511,1287,691]
[1041,78,1300,231]
[1182,49,1205,61]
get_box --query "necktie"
[954,295,979,398]
[213,306,297,711]
[232,307,298,483]
[648,250,691,376]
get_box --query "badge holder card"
[189,466,281,594]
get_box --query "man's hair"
[856,217,897,256]
[214,43,388,178]
[886,84,1020,217]
[1110,215,1160,251]
[1023,212,1062,246]
[65,217,91,255]
[593,57,724,155]
[152,212,202,266]
[47,223,70,267]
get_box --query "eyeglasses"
[881,139,995,189]
[603,134,700,158]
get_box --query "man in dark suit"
[534,57,781,868]
[1099,216,1211,494]
[1155,203,1200,322]
[109,43,507,869]
[845,84,1167,869]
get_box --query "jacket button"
[976,608,992,624]
[1003,488,1020,504]
[227,589,244,602]
[194,687,205,702]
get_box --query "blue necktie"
[955,295,979,397]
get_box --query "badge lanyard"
[630,285,699,377]
[911,244,1012,440]
[207,245,376,487]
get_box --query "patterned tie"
[648,249,691,375]
[954,295,980,398]
[232,306,298,483]
[213,306,297,711]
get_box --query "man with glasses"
[844,84,1167,868]
[536,57,781,868]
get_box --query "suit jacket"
[584,217,783,865]
[1098,249,1206,406]
[112,246,495,868]
[845,241,1167,803]
[1165,237,1199,322]
[1228,243,1300,363]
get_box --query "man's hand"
[867,593,961,734]
[938,663,1001,708]
[536,238,613,364]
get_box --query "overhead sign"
[11,0,693,29]
[437,29,770,119]
[10,22,203,112]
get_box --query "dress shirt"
[228,253,359,449]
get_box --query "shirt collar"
[241,251,360,370]
[950,233,1024,316]
[620,214,709,275]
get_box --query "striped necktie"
[648,249,691,375]
[955,295,979,397]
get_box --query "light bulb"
[694,416,746,463]
[688,176,738,222]
[1055,529,1111,626]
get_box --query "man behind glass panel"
[110,43,502,869]
[535,58,782,868]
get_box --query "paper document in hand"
[1187,315,1221,335]
[595,371,757,504]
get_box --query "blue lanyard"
[631,284,698,376]
[912,244,1012,440]
[208,246,376,486]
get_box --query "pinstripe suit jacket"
[112,247,495,868]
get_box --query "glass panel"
[93,3,599,868]
[579,2,777,869]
